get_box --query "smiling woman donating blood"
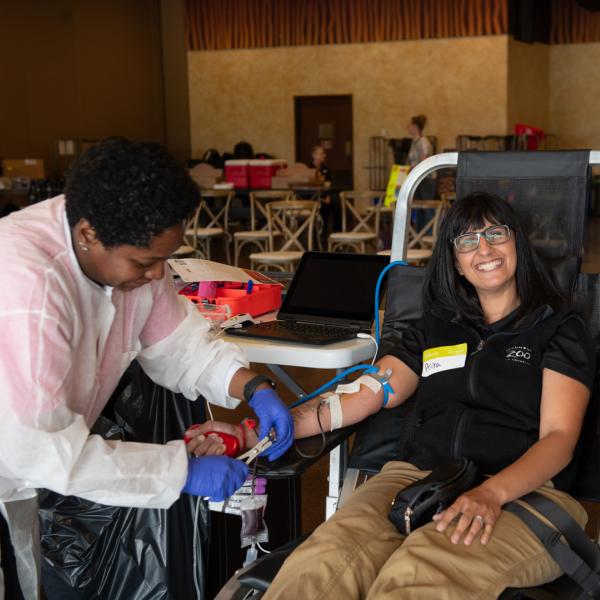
[250,192,596,599]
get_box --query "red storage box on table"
[179,281,281,317]
[224,159,250,188]
[249,159,287,189]
[514,123,545,150]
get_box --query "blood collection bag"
[240,494,269,548]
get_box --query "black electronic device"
[226,251,389,345]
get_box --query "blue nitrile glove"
[182,455,249,501]
[248,388,294,461]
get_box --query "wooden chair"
[376,248,433,265]
[184,190,233,262]
[249,200,318,272]
[409,199,446,251]
[377,200,446,265]
[328,191,382,253]
[291,186,330,251]
[171,243,196,258]
[233,190,292,266]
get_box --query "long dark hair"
[423,192,565,323]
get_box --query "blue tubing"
[289,260,406,409]
[374,260,407,344]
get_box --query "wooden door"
[295,95,353,188]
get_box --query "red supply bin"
[224,159,250,188]
[249,159,287,189]
[179,281,282,317]
[514,123,545,150]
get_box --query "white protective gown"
[0,195,248,599]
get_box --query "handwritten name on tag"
[422,343,467,378]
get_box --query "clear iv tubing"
[288,260,406,409]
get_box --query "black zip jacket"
[388,303,595,492]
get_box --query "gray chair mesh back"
[456,151,590,259]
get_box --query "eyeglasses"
[452,224,511,254]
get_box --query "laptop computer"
[226,251,389,345]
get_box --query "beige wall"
[189,36,509,190]
[549,43,600,150]
[507,40,549,131]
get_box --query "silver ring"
[474,515,484,523]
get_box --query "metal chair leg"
[224,234,232,265]
[234,240,240,266]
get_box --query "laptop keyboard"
[257,321,357,340]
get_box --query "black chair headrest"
[541,255,580,301]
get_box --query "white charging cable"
[357,332,378,366]
[192,496,202,598]
[205,398,214,422]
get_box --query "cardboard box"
[189,162,223,189]
[1,158,45,180]
[271,163,317,189]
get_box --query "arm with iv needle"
[291,355,418,438]
[287,260,419,438]
[186,355,419,454]
[186,260,418,450]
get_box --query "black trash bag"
[39,363,208,600]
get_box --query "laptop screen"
[278,252,390,325]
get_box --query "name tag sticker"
[422,343,467,378]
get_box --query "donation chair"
[217,151,600,600]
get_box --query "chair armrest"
[256,424,359,479]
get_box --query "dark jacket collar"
[429,303,554,335]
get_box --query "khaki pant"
[264,461,587,600]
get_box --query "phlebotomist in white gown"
[0,138,294,600]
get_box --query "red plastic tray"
[179,282,281,317]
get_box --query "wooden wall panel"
[185,0,509,51]
[551,1,600,44]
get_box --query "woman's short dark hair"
[411,114,427,132]
[65,138,199,248]
[423,192,565,324]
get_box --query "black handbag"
[388,459,482,535]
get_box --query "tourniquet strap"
[505,501,600,598]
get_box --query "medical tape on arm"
[321,369,396,432]
[335,369,394,407]
[321,393,343,431]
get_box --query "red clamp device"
[204,432,240,457]
[184,425,241,458]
